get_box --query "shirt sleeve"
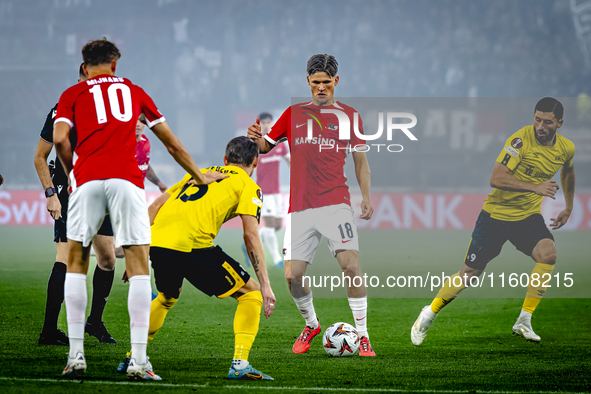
[235,181,263,223]
[165,173,192,197]
[138,87,165,128]
[264,107,290,146]
[495,132,526,171]
[54,89,75,129]
[40,104,58,144]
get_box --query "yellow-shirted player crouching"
[117,137,276,380]
[411,97,576,344]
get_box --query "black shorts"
[464,210,554,270]
[53,183,113,243]
[150,246,251,299]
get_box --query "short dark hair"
[82,38,121,67]
[78,63,86,78]
[306,54,338,77]
[535,97,564,120]
[259,112,273,121]
[226,136,259,166]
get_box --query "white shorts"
[262,193,283,218]
[67,179,151,248]
[283,203,359,263]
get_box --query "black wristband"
[45,187,57,198]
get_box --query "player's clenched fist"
[533,180,559,199]
[247,118,262,140]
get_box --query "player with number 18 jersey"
[265,101,364,213]
[248,54,375,357]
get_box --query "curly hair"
[82,38,121,66]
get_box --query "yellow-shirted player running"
[411,97,575,344]
[118,137,276,380]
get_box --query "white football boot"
[62,352,87,377]
[411,305,437,346]
[512,317,541,343]
[127,357,162,381]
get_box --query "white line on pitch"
[0,377,586,394]
[0,377,207,388]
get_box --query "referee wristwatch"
[45,187,57,198]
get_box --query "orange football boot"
[293,320,321,354]
[359,336,376,357]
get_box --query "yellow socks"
[148,292,178,344]
[522,262,554,314]
[233,291,262,362]
[430,271,467,314]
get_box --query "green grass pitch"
[0,226,589,393]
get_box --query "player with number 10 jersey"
[54,38,222,380]
[56,75,161,190]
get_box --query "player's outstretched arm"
[247,118,273,154]
[148,192,171,226]
[150,121,227,185]
[34,138,61,220]
[146,165,167,192]
[490,162,559,199]
[353,151,374,220]
[551,162,575,230]
[241,214,276,318]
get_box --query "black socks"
[87,265,115,324]
[42,262,67,333]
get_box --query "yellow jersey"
[482,125,575,221]
[151,165,263,252]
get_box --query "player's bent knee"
[539,253,557,266]
[243,277,261,292]
[232,278,260,299]
[290,274,305,289]
[97,255,116,271]
[339,258,361,276]
[532,239,557,265]
[459,264,484,286]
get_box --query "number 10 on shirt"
[89,83,133,124]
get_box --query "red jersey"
[256,141,288,194]
[55,74,164,189]
[136,134,151,181]
[264,101,364,213]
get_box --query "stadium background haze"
[0,0,590,190]
[0,0,590,392]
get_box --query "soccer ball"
[322,322,360,357]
